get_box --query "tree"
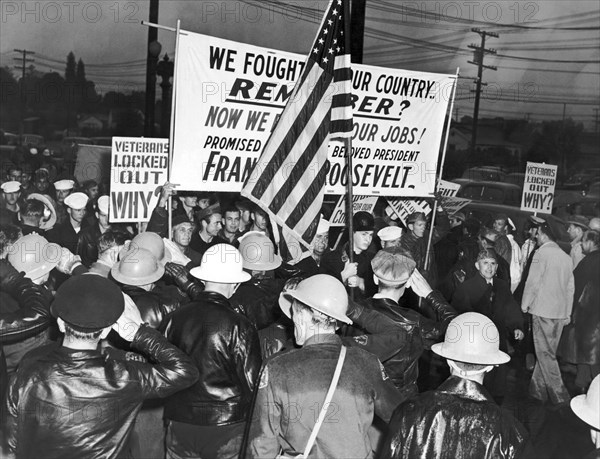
[65,52,76,83]
[527,119,583,179]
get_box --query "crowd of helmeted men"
[0,162,599,458]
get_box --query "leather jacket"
[230,278,286,330]
[77,223,102,267]
[162,291,262,426]
[380,376,531,459]
[121,284,183,330]
[345,298,423,398]
[5,325,198,459]
[0,260,53,398]
[398,290,457,347]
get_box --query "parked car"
[562,172,598,192]
[21,134,45,149]
[58,137,94,160]
[456,180,522,206]
[461,167,507,182]
[0,130,18,156]
[588,181,600,197]
[462,201,570,252]
[505,172,525,188]
[90,137,113,147]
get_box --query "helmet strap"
[448,359,494,378]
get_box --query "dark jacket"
[344,298,423,398]
[320,242,377,299]
[400,216,450,286]
[452,275,524,353]
[77,223,102,267]
[247,334,402,458]
[162,291,262,426]
[230,278,286,330]
[0,260,53,399]
[121,284,184,330]
[46,220,79,253]
[5,326,199,459]
[380,376,530,459]
[356,292,455,388]
[559,249,600,365]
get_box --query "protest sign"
[521,162,557,213]
[440,196,471,215]
[74,144,111,185]
[327,66,455,196]
[329,195,379,227]
[386,198,432,226]
[170,31,455,197]
[438,179,461,197]
[110,137,169,222]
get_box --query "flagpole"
[343,0,354,268]
[167,19,182,240]
[423,68,459,270]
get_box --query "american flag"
[242,0,352,255]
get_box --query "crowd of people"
[0,160,599,458]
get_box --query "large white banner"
[171,31,455,197]
[110,137,169,222]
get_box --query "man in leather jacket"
[4,274,199,459]
[0,259,53,415]
[380,313,531,459]
[355,248,456,396]
[230,231,285,331]
[162,244,262,459]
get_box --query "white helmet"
[432,312,510,365]
[571,375,600,430]
[190,244,251,284]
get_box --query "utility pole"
[13,49,35,138]
[467,29,498,161]
[350,0,367,64]
[144,0,160,137]
[594,108,599,133]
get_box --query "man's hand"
[341,261,358,283]
[165,262,191,290]
[514,329,524,341]
[56,248,82,275]
[157,182,179,207]
[407,268,433,298]
[112,293,143,342]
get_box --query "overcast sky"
[1,0,599,129]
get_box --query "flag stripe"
[248,64,327,199]
[332,93,352,108]
[280,135,330,222]
[241,0,352,256]
[247,60,320,177]
[286,154,330,229]
[269,79,334,214]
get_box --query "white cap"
[97,195,109,214]
[1,181,21,193]
[316,216,330,235]
[64,192,89,210]
[30,147,38,155]
[378,225,403,241]
[54,179,75,191]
